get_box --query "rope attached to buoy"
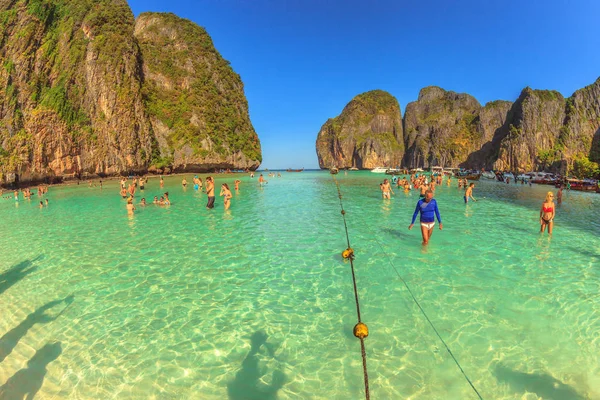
[332,174,370,400]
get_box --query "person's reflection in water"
[0,342,62,399]
[0,295,73,363]
[227,331,285,400]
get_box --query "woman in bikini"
[540,192,555,234]
[220,183,233,210]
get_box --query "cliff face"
[135,12,261,172]
[562,77,600,162]
[0,2,260,184]
[315,90,403,169]
[494,88,565,172]
[318,77,599,173]
[403,87,481,168]
[0,0,154,182]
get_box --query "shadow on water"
[0,257,40,296]
[0,295,74,363]
[0,342,62,399]
[227,331,285,400]
[494,364,586,400]
[380,227,412,240]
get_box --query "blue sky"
[128,0,600,169]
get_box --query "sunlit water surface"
[1,171,599,399]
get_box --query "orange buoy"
[354,322,369,339]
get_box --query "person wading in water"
[409,189,443,245]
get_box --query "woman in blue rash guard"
[408,189,443,245]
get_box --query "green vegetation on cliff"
[136,12,261,165]
[0,1,261,183]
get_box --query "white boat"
[371,167,387,173]
[385,168,402,175]
[503,172,515,180]
[482,171,496,179]
[443,168,459,176]
[349,167,359,171]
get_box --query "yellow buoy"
[354,322,369,339]
[342,248,354,259]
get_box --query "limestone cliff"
[463,100,513,169]
[403,87,481,168]
[0,1,260,184]
[315,90,403,169]
[135,12,261,172]
[494,88,566,172]
[561,77,600,163]
[0,0,154,183]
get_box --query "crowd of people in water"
[379,172,560,245]
[2,170,566,245]
[115,172,278,215]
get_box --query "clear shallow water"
[0,172,599,399]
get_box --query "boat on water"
[481,171,496,180]
[349,167,359,171]
[371,167,387,173]
[465,173,481,181]
[556,178,599,191]
[286,168,304,172]
[385,168,403,175]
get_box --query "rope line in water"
[331,175,370,400]
[373,239,484,400]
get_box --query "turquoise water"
[1,172,599,399]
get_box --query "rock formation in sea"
[0,1,260,184]
[317,78,600,173]
[493,88,566,172]
[315,90,404,169]
[135,12,260,173]
[403,87,481,168]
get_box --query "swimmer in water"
[120,187,127,199]
[540,191,555,235]
[163,192,171,205]
[234,179,241,191]
[258,174,267,186]
[39,201,44,208]
[140,198,147,206]
[182,178,188,188]
[45,199,48,206]
[419,184,427,198]
[153,196,159,204]
[408,189,443,245]
[126,197,136,215]
[206,176,215,209]
[381,179,394,199]
[220,183,232,210]
[556,186,563,205]
[128,183,136,197]
[464,183,477,203]
[193,175,200,191]
[139,177,145,190]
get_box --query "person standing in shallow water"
[464,183,477,203]
[220,183,232,210]
[540,191,555,234]
[126,197,136,215]
[409,189,443,245]
[556,186,563,205]
[234,179,241,191]
[381,179,394,199]
[206,177,215,209]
